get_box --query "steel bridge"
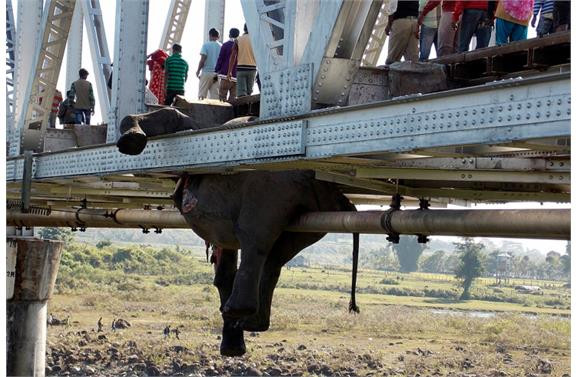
[3,1,572,374]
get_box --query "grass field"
[46,250,571,376]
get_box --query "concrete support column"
[6,238,63,377]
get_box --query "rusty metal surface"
[10,238,63,301]
[7,208,570,240]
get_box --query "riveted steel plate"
[313,57,360,105]
[306,75,570,158]
[31,120,307,179]
[260,64,313,119]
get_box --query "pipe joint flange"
[416,198,430,243]
[381,194,403,244]
[75,209,88,231]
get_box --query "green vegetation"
[46,240,570,376]
[393,236,425,273]
[454,238,485,300]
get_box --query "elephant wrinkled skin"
[117,105,359,356]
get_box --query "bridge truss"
[5,0,571,222]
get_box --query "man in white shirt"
[196,28,222,100]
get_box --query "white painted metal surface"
[65,1,83,90]
[10,0,44,156]
[361,0,389,66]
[14,0,75,154]
[159,0,192,52]
[108,0,149,143]
[6,0,17,142]
[81,0,112,120]
[203,0,225,42]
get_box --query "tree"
[393,236,425,273]
[420,250,446,273]
[454,238,485,300]
[38,227,74,244]
[560,241,571,278]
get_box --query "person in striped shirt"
[532,0,555,37]
[164,43,189,106]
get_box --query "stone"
[146,365,161,376]
[83,366,96,375]
[537,359,552,374]
[268,367,282,376]
[297,344,307,351]
[127,354,140,364]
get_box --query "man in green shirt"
[164,44,189,105]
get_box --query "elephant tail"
[349,232,360,314]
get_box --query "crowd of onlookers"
[147,23,257,107]
[45,2,570,127]
[386,0,570,64]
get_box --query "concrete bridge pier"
[7,237,63,377]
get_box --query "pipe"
[6,208,570,240]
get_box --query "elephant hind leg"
[241,232,325,332]
[213,249,246,357]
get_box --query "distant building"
[495,253,512,285]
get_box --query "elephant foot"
[220,321,246,357]
[116,129,147,155]
[241,315,270,332]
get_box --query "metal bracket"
[416,198,430,244]
[381,193,402,244]
[313,58,359,105]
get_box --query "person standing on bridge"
[197,28,221,100]
[418,0,441,60]
[419,0,458,57]
[532,0,555,37]
[164,43,189,106]
[452,1,492,52]
[70,68,95,125]
[385,0,420,64]
[215,28,239,101]
[228,24,257,97]
[494,0,533,46]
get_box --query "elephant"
[117,104,360,357]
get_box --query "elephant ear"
[171,174,187,212]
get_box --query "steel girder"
[6,0,16,141]
[159,0,192,52]
[14,0,76,154]
[5,74,571,205]
[108,0,149,143]
[65,1,83,90]
[203,0,225,42]
[80,0,112,120]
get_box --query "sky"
[11,0,567,254]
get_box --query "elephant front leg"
[213,249,246,357]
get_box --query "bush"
[379,278,400,285]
